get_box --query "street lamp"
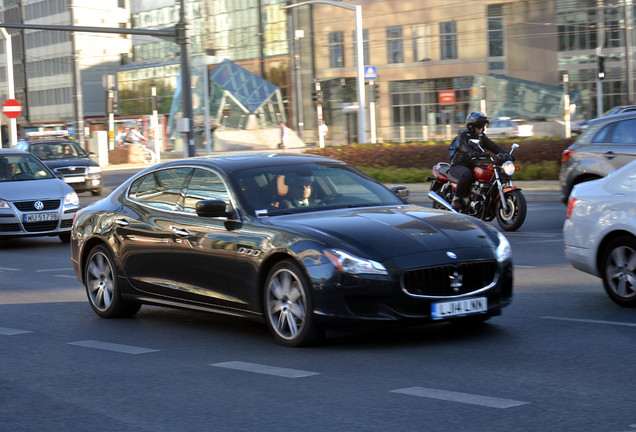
[282,0,367,144]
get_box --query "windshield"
[0,153,56,182]
[231,162,405,216]
[29,141,88,160]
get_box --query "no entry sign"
[2,99,22,119]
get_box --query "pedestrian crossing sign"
[364,66,377,80]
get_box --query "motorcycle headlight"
[496,231,512,262]
[324,249,388,275]
[64,191,79,207]
[502,161,516,176]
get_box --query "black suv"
[14,138,103,195]
[560,111,636,202]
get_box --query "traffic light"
[598,56,605,80]
[316,90,323,104]
[373,85,380,102]
[312,90,318,103]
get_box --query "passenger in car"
[270,174,316,209]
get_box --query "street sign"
[2,99,22,118]
[438,90,456,104]
[364,66,377,80]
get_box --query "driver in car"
[270,174,316,209]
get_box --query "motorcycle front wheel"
[496,189,527,231]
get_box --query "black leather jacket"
[451,128,506,167]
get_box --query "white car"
[0,149,80,242]
[563,159,636,306]
[487,119,534,138]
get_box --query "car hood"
[266,205,497,261]
[0,178,73,200]
[43,158,98,168]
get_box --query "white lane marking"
[55,275,78,279]
[68,340,159,354]
[0,267,20,271]
[391,387,529,409]
[37,268,73,272]
[0,327,33,335]
[211,361,320,378]
[543,316,636,327]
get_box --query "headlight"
[0,199,10,209]
[64,191,79,207]
[88,166,102,174]
[502,161,516,176]
[324,249,388,275]
[496,231,512,262]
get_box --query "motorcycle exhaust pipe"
[428,191,458,213]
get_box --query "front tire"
[84,245,141,318]
[263,260,320,347]
[496,190,527,231]
[601,236,636,307]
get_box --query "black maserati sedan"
[71,153,513,346]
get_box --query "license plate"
[64,176,85,184]
[431,297,487,319]
[24,212,59,222]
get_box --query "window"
[387,26,403,64]
[412,24,430,62]
[440,21,457,60]
[329,31,344,68]
[128,168,191,212]
[487,5,504,57]
[183,169,230,213]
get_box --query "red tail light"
[561,149,574,163]
[565,196,577,219]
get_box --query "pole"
[625,0,634,104]
[70,3,86,150]
[151,83,160,163]
[369,80,376,144]
[354,5,366,144]
[564,74,571,138]
[315,81,324,148]
[178,0,196,157]
[203,65,212,154]
[596,0,605,115]
[0,28,17,147]
[292,9,304,139]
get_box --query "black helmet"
[466,111,489,133]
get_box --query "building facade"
[0,0,131,139]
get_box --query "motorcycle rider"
[450,111,508,211]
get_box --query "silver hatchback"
[0,149,80,242]
[559,112,636,202]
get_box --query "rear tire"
[496,190,527,231]
[84,245,141,318]
[601,236,636,307]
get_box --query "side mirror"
[511,143,520,153]
[196,199,234,218]
[391,185,410,199]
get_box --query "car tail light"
[565,196,577,219]
[561,150,574,163]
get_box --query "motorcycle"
[427,141,527,232]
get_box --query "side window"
[183,168,229,213]
[593,123,613,143]
[128,168,190,211]
[611,119,636,144]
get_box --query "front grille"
[57,167,87,176]
[59,219,73,228]
[0,223,21,232]
[14,199,60,212]
[402,260,497,297]
[24,221,59,232]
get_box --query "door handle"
[603,151,616,160]
[115,219,130,227]
[170,225,191,236]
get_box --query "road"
[0,172,634,431]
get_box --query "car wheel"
[601,236,636,307]
[84,244,141,318]
[58,232,71,243]
[263,260,321,347]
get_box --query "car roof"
[0,148,31,156]
[148,152,345,173]
[585,110,636,126]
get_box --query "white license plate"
[64,176,85,184]
[431,297,487,319]
[24,212,59,222]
